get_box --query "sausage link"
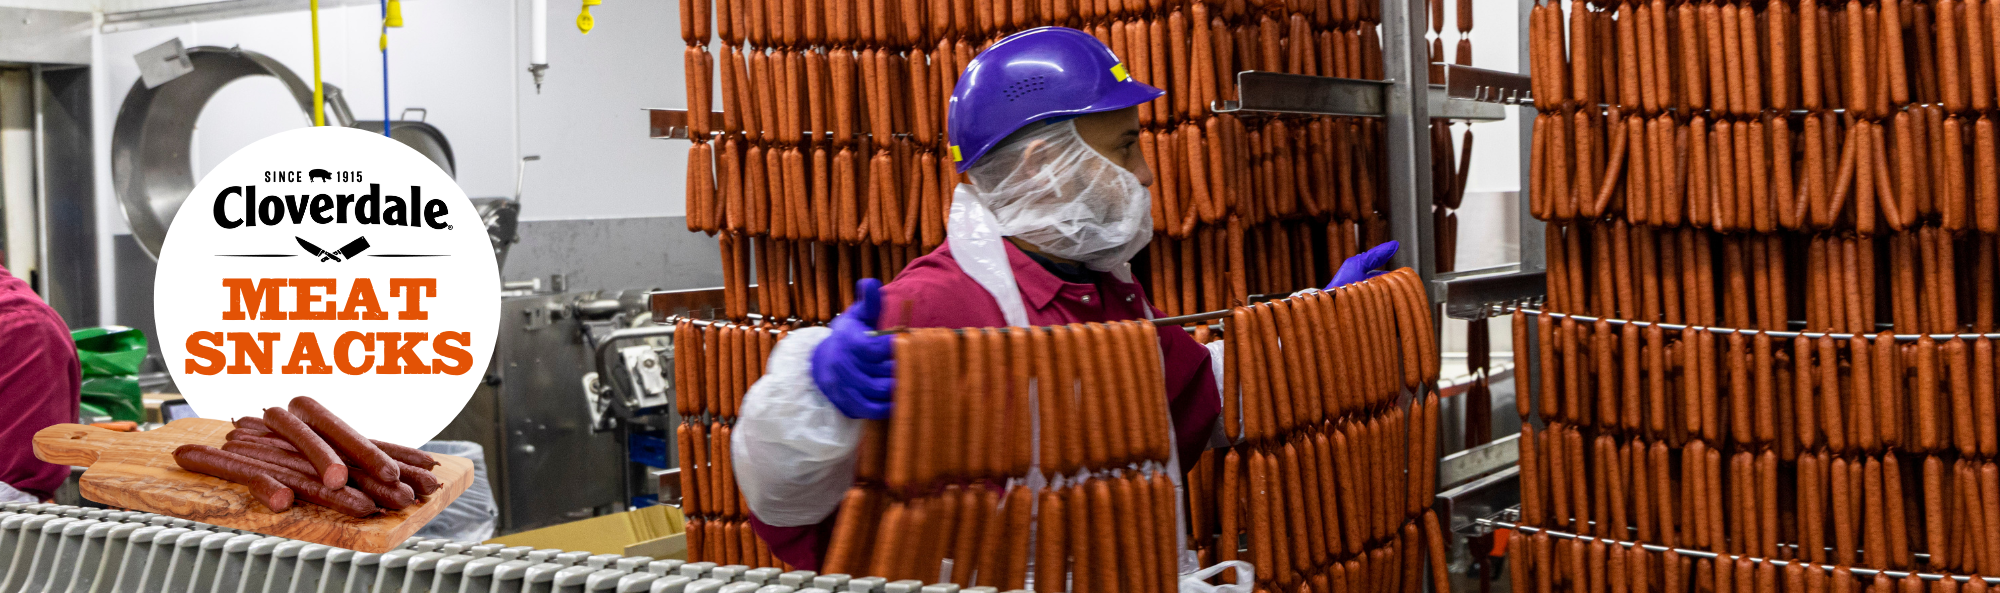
[1280,443,1317,570]
[1422,510,1450,593]
[351,467,418,510]
[867,502,913,579]
[1984,463,2000,574]
[1568,427,1591,535]
[262,406,348,489]
[1832,457,1857,565]
[1883,454,1910,568]
[288,396,398,484]
[1959,461,1989,574]
[675,424,702,515]
[1248,448,1275,578]
[1924,456,1949,569]
[1219,449,1242,563]
[1601,436,1627,538]
[1978,117,1999,233]
[1864,456,1889,568]
[227,427,274,441]
[886,334,918,491]
[1979,337,1999,457]
[1034,489,1066,590]
[1949,338,1979,457]
[186,443,377,517]
[1920,336,1942,451]
[1800,452,1825,563]
[221,441,316,479]
[395,462,440,496]
[1086,480,1120,592]
[1688,440,1720,544]
[1005,329,1032,475]
[1531,531,1553,593]
[1134,472,1173,593]
[1312,432,1346,557]
[1947,117,1971,232]
[1842,0,1871,114]
[1514,312,1532,420]
[1546,424,1571,532]
[1334,428,1365,551]
[715,424,740,517]
[173,444,295,513]
[230,435,300,457]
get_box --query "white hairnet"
[962,119,1154,272]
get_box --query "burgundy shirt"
[749,242,1221,569]
[0,264,80,501]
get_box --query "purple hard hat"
[947,26,1165,173]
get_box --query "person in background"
[732,26,1397,570]
[0,263,81,502]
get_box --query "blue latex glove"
[1327,240,1399,289]
[811,279,896,420]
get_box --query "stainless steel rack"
[1473,511,2000,585]
[642,3,1547,588]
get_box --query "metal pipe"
[1476,517,1995,584]
[1381,0,1436,301]
[1503,307,2000,342]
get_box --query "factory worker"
[0,263,81,503]
[731,26,1396,571]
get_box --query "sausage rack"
[638,0,1563,589]
[0,502,1034,593]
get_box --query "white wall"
[1438,0,1523,195]
[90,0,694,323]
[78,0,1528,325]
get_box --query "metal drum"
[111,45,456,258]
[350,115,457,178]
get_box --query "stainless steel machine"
[437,289,656,534]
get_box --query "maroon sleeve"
[0,278,82,501]
[1157,319,1222,471]
[748,511,838,571]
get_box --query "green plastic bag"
[73,326,147,423]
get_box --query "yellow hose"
[311,0,324,126]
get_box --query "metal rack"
[644,3,1545,587]
[1472,511,2000,585]
[0,502,969,593]
[647,17,1536,305]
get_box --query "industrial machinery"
[437,287,656,534]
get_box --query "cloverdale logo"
[208,180,454,261]
[154,126,498,445]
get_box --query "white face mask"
[963,120,1154,272]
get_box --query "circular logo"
[156,126,499,446]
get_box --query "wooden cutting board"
[33,418,475,553]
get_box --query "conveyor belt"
[0,503,995,593]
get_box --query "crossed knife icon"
[296,236,371,262]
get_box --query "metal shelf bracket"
[1210,69,1513,122]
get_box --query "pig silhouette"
[309,168,332,182]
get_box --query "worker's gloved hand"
[811,279,896,420]
[1327,240,1399,289]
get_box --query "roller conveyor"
[0,504,1055,593]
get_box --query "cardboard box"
[624,533,687,559]
[484,505,686,556]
